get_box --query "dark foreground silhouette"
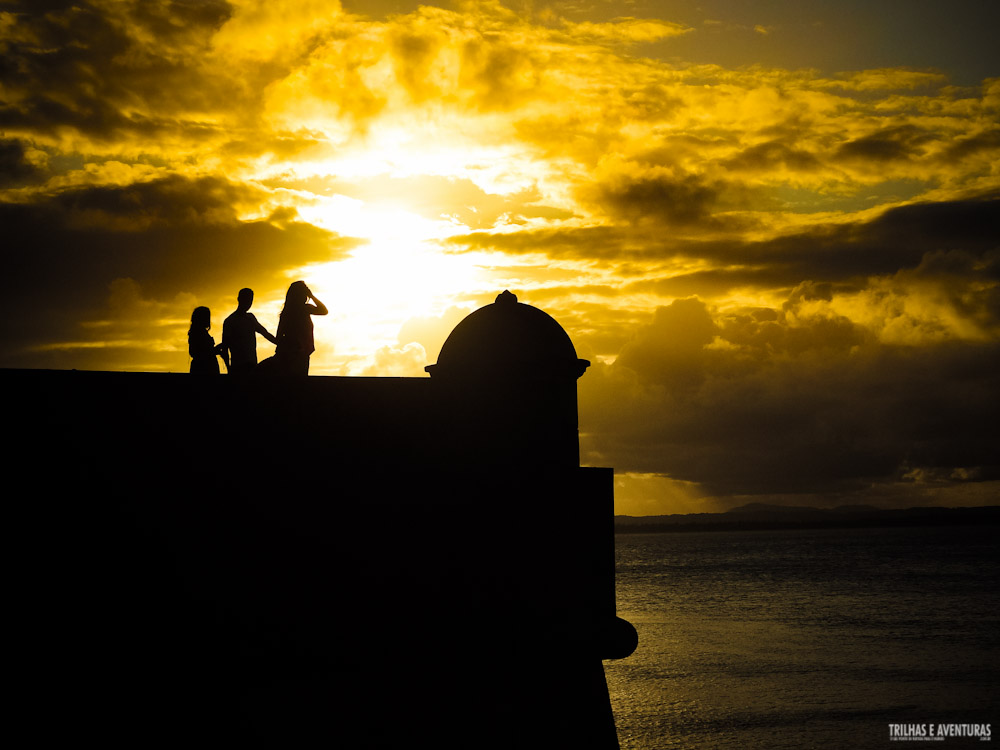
[222,287,277,374]
[7,292,636,748]
[262,280,328,376]
[193,281,327,376]
[188,305,227,374]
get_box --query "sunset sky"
[2,0,998,513]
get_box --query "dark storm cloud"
[580,296,1000,498]
[943,128,1000,161]
[898,248,1000,334]
[628,198,1000,298]
[569,188,1000,499]
[0,137,47,187]
[0,0,233,142]
[614,297,719,390]
[721,138,823,173]
[446,225,632,259]
[595,173,722,226]
[450,192,1000,303]
[0,174,358,365]
[624,267,797,299]
[834,124,936,164]
[731,193,1000,288]
[39,172,260,227]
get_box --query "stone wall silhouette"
[5,294,636,747]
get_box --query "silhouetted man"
[222,288,278,374]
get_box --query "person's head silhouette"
[190,306,211,333]
[237,288,254,312]
[284,280,309,308]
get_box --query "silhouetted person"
[274,281,328,376]
[188,306,227,374]
[221,288,277,375]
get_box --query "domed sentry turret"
[425,290,590,381]
[426,291,590,468]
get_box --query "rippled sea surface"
[604,526,998,749]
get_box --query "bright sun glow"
[293,195,493,371]
[274,127,549,375]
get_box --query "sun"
[291,196,494,373]
[267,122,548,375]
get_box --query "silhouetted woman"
[274,281,328,375]
[188,306,227,374]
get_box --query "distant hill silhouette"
[615,505,1000,533]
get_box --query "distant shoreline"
[614,504,1000,534]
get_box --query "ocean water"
[604,526,998,749]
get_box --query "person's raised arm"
[305,285,328,315]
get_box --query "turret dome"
[425,291,590,380]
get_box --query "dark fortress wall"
[7,368,634,748]
[21,368,583,469]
